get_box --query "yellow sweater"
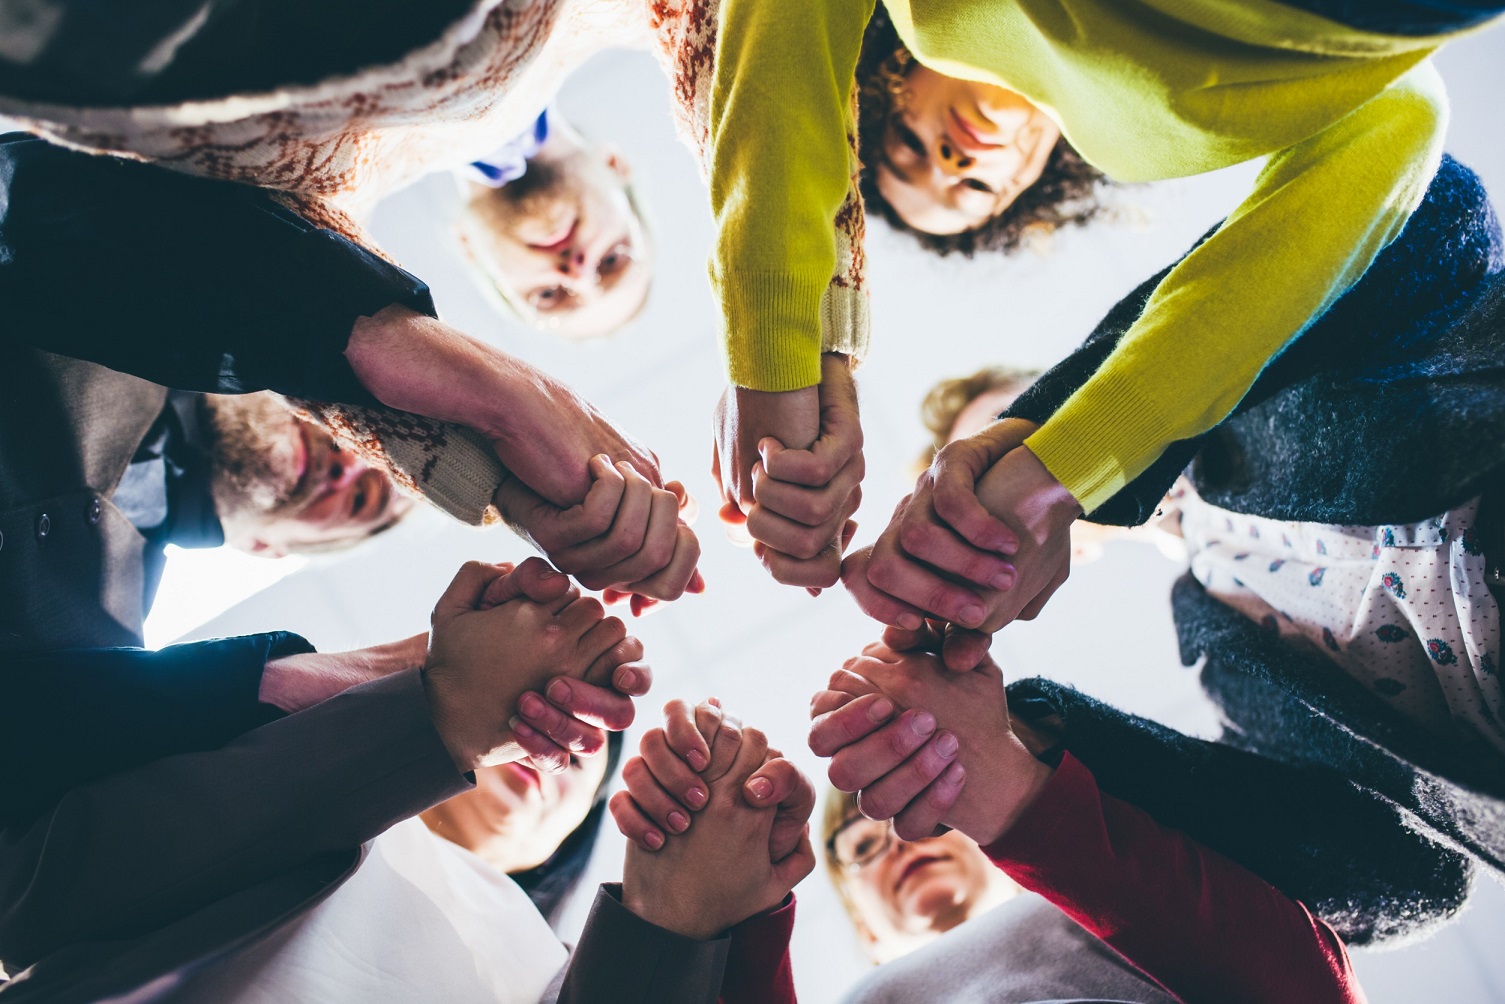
[709,0,1466,512]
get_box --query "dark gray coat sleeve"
[0,668,471,971]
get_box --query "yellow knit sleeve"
[708,0,876,391]
[1026,61,1448,514]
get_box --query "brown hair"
[856,9,1106,257]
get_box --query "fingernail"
[645,830,664,850]
[961,605,986,627]
[510,716,537,739]
[668,811,689,832]
[520,694,547,718]
[616,668,638,691]
[868,698,894,722]
[685,786,707,808]
[898,613,923,631]
[747,777,773,800]
[944,762,965,784]
[911,712,936,737]
[990,572,1012,590]
[686,749,708,771]
[935,732,959,757]
[547,679,571,704]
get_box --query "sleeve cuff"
[980,751,1094,871]
[714,270,831,391]
[558,884,730,1004]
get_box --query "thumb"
[480,556,572,609]
[432,561,509,625]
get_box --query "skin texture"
[829,811,1017,963]
[456,120,652,340]
[714,354,864,591]
[612,701,817,940]
[843,418,1080,670]
[808,627,1055,847]
[206,393,414,558]
[419,746,609,873]
[421,558,640,774]
[874,66,1061,236]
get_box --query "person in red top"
[618,657,1366,1003]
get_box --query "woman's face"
[835,814,1015,959]
[420,753,609,873]
[875,66,1061,236]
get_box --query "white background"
[159,27,1505,1003]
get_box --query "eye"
[599,242,632,276]
[893,120,927,158]
[960,177,994,194]
[530,285,569,310]
[350,486,367,516]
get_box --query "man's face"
[459,140,652,339]
[875,66,1061,236]
[207,394,413,557]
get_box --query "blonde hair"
[915,366,1038,476]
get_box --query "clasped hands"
[843,418,1083,670]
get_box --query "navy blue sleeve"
[0,631,310,828]
[0,132,435,406]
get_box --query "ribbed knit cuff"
[714,270,831,391]
[1025,368,1179,515]
[819,283,870,363]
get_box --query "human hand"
[843,420,1079,668]
[611,699,815,863]
[807,641,1052,846]
[260,632,429,713]
[494,455,704,604]
[713,354,864,590]
[422,558,638,773]
[346,305,661,506]
[613,707,816,939]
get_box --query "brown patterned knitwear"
[2,0,870,525]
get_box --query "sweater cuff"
[1025,368,1181,515]
[714,270,831,391]
[721,894,797,1004]
[559,884,730,1004]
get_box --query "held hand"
[346,305,661,507]
[713,355,864,590]
[613,699,817,862]
[494,455,703,603]
[421,558,634,773]
[807,644,1051,846]
[615,714,815,940]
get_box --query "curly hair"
[917,365,1038,474]
[856,8,1106,257]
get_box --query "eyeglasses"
[828,815,896,871]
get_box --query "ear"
[600,144,632,183]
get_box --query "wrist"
[622,883,721,941]
[959,737,1056,846]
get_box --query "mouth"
[502,761,543,794]
[897,854,945,887]
[948,108,1000,153]
[528,218,578,254]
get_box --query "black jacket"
[1003,154,1505,943]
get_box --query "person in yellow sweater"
[706,0,1501,614]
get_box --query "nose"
[934,136,976,175]
[553,245,588,279]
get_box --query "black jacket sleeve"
[0,668,469,970]
[0,132,435,406]
[0,632,314,829]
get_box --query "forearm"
[0,134,432,404]
[0,669,469,967]
[984,753,1364,1004]
[0,633,311,828]
[719,896,798,1004]
[260,632,428,713]
[1025,63,1447,513]
[708,0,874,390]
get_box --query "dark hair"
[508,730,625,928]
[855,8,1107,257]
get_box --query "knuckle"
[897,518,934,557]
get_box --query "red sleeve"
[718,893,797,1004]
[983,753,1365,1004]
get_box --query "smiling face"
[826,800,1018,963]
[874,65,1061,237]
[457,122,652,339]
[206,394,413,558]
[419,753,610,874]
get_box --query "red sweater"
[984,752,1367,1004]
